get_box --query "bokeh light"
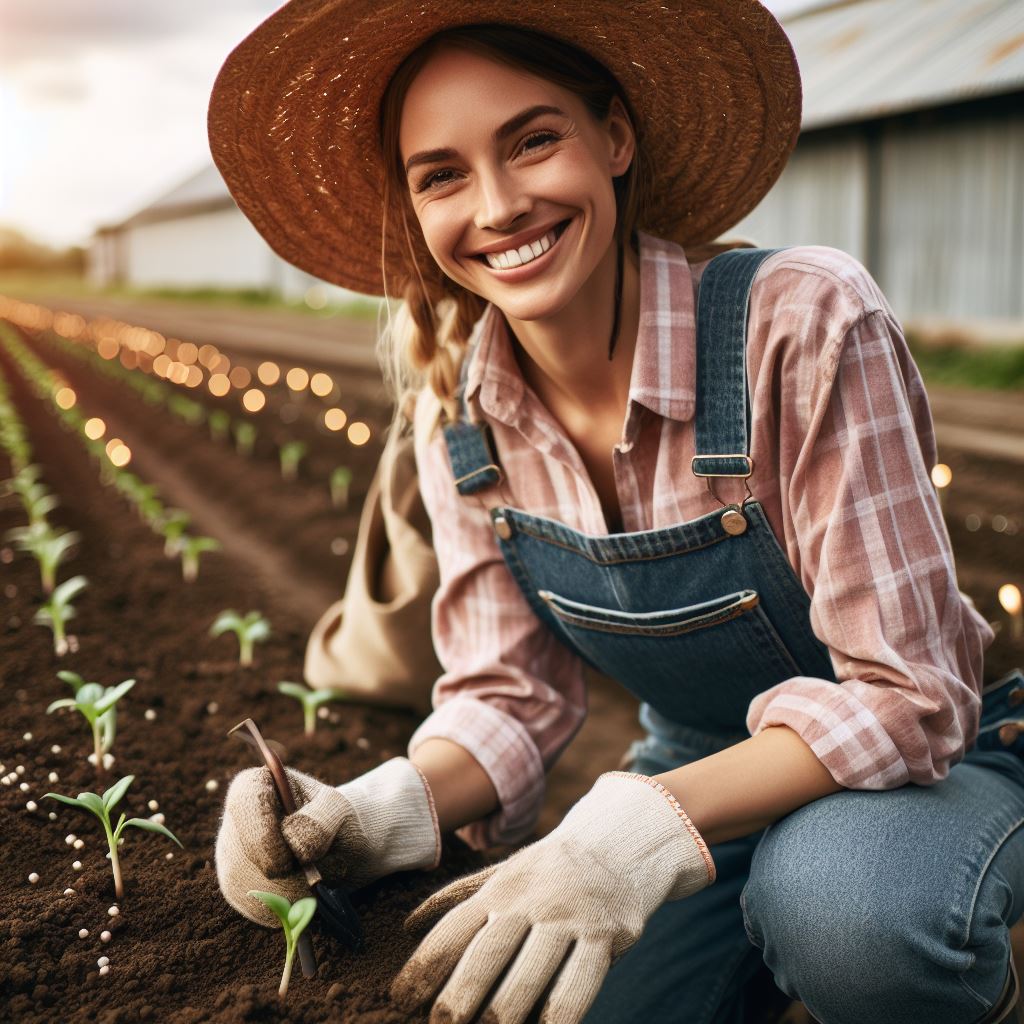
[242,389,266,413]
[310,372,334,397]
[324,408,347,431]
[257,361,280,386]
[109,444,132,468]
[177,342,199,365]
[229,366,252,389]
[347,422,371,446]
[1000,584,1022,616]
[55,387,76,410]
[208,374,230,398]
[286,367,310,392]
[931,464,952,489]
[84,418,106,440]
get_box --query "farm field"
[1,297,1022,1024]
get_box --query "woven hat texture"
[208,1,801,297]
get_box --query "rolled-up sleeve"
[746,303,993,789]
[407,390,587,848]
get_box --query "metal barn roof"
[787,0,1024,129]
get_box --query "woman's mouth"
[475,219,571,273]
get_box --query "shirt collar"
[463,229,697,428]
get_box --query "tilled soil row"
[0,328,484,1024]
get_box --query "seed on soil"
[144,709,156,721]
[100,930,111,942]
[72,861,82,871]
[318,706,330,720]
[147,800,158,811]
[51,744,61,754]
[78,929,88,938]
[108,906,119,917]
[16,765,25,775]
[73,839,84,850]
[206,701,219,714]
[165,852,174,860]
[204,779,218,792]
[99,965,110,976]
[65,834,76,845]
[97,956,109,968]
[151,813,165,825]
[19,782,29,792]
[26,800,37,811]
[356,737,370,750]
[48,772,59,782]
[103,753,115,769]
[63,888,75,896]
[1,777,9,786]
[48,812,57,820]
[28,873,39,883]
[23,732,32,741]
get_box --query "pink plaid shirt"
[408,231,994,850]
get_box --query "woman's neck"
[504,236,641,421]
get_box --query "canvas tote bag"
[304,391,443,715]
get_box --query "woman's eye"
[519,130,559,154]
[416,168,458,193]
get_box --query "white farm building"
[89,0,1024,335]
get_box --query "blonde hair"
[375,24,650,435]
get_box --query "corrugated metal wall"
[732,107,1024,325]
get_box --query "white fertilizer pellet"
[72,861,82,871]
[63,888,75,896]
[205,779,218,792]
[108,906,119,917]
[97,956,109,968]
[78,929,89,939]
[28,873,39,883]
[144,709,156,721]
[99,965,109,976]
[26,800,37,812]
[147,800,158,811]
[73,839,84,850]
[100,930,111,942]
[23,732,32,741]
[65,834,76,845]
[48,772,59,783]
[51,744,61,754]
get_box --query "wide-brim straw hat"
[208,1,801,297]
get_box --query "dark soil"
[1,317,1020,1024]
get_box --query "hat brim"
[208,0,801,296]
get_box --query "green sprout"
[278,441,308,482]
[33,574,87,655]
[277,681,343,737]
[209,409,231,444]
[6,473,59,526]
[246,892,317,999]
[210,609,271,666]
[179,535,221,582]
[4,522,80,593]
[234,421,257,457]
[44,775,182,899]
[46,671,135,773]
[158,508,191,557]
[329,466,353,510]
[138,494,165,527]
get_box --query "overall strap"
[691,248,787,480]
[442,332,504,496]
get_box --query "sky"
[0,0,821,251]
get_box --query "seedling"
[34,575,87,655]
[279,441,308,482]
[179,535,221,582]
[5,522,80,593]
[44,775,182,899]
[47,671,134,773]
[277,681,344,736]
[329,466,353,510]
[234,421,257,457]
[209,409,231,443]
[158,508,191,557]
[210,610,271,666]
[246,892,317,999]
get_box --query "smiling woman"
[207,5,1023,1024]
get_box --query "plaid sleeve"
[407,391,587,847]
[747,306,993,788]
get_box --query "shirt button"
[493,516,512,540]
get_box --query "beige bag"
[304,395,442,715]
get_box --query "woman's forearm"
[654,724,844,846]
[411,737,499,833]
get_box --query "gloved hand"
[215,756,440,928]
[390,771,715,1024]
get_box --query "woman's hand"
[390,772,715,1024]
[215,757,440,928]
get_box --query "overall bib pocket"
[537,588,804,733]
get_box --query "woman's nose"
[473,167,531,232]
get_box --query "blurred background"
[1,0,1022,829]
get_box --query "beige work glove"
[390,771,715,1024]
[215,756,440,928]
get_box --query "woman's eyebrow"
[403,104,568,176]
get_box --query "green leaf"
[287,897,317,936]
[52,575,88,606]
[209,610,241,636]
[43,792,84,809]
[246,890,291,927]
[124,818,184,848]
[277,681,309,700]
[94,679,135,714]
[56,669,85,692]
[76,682,104,705]
[46,697,77,714]
[102,775,135,811]
[76,792,106,818]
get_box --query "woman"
[208,4,1024,1022]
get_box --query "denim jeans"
[582,670,1024,1024]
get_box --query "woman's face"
[398,46,634,323]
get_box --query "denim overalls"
[441,249,1024,1024]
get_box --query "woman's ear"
[605,95,636,177]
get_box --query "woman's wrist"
[410,737,500,833]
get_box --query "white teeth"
[483,227,558,271]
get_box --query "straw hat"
[208,1,801,297]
